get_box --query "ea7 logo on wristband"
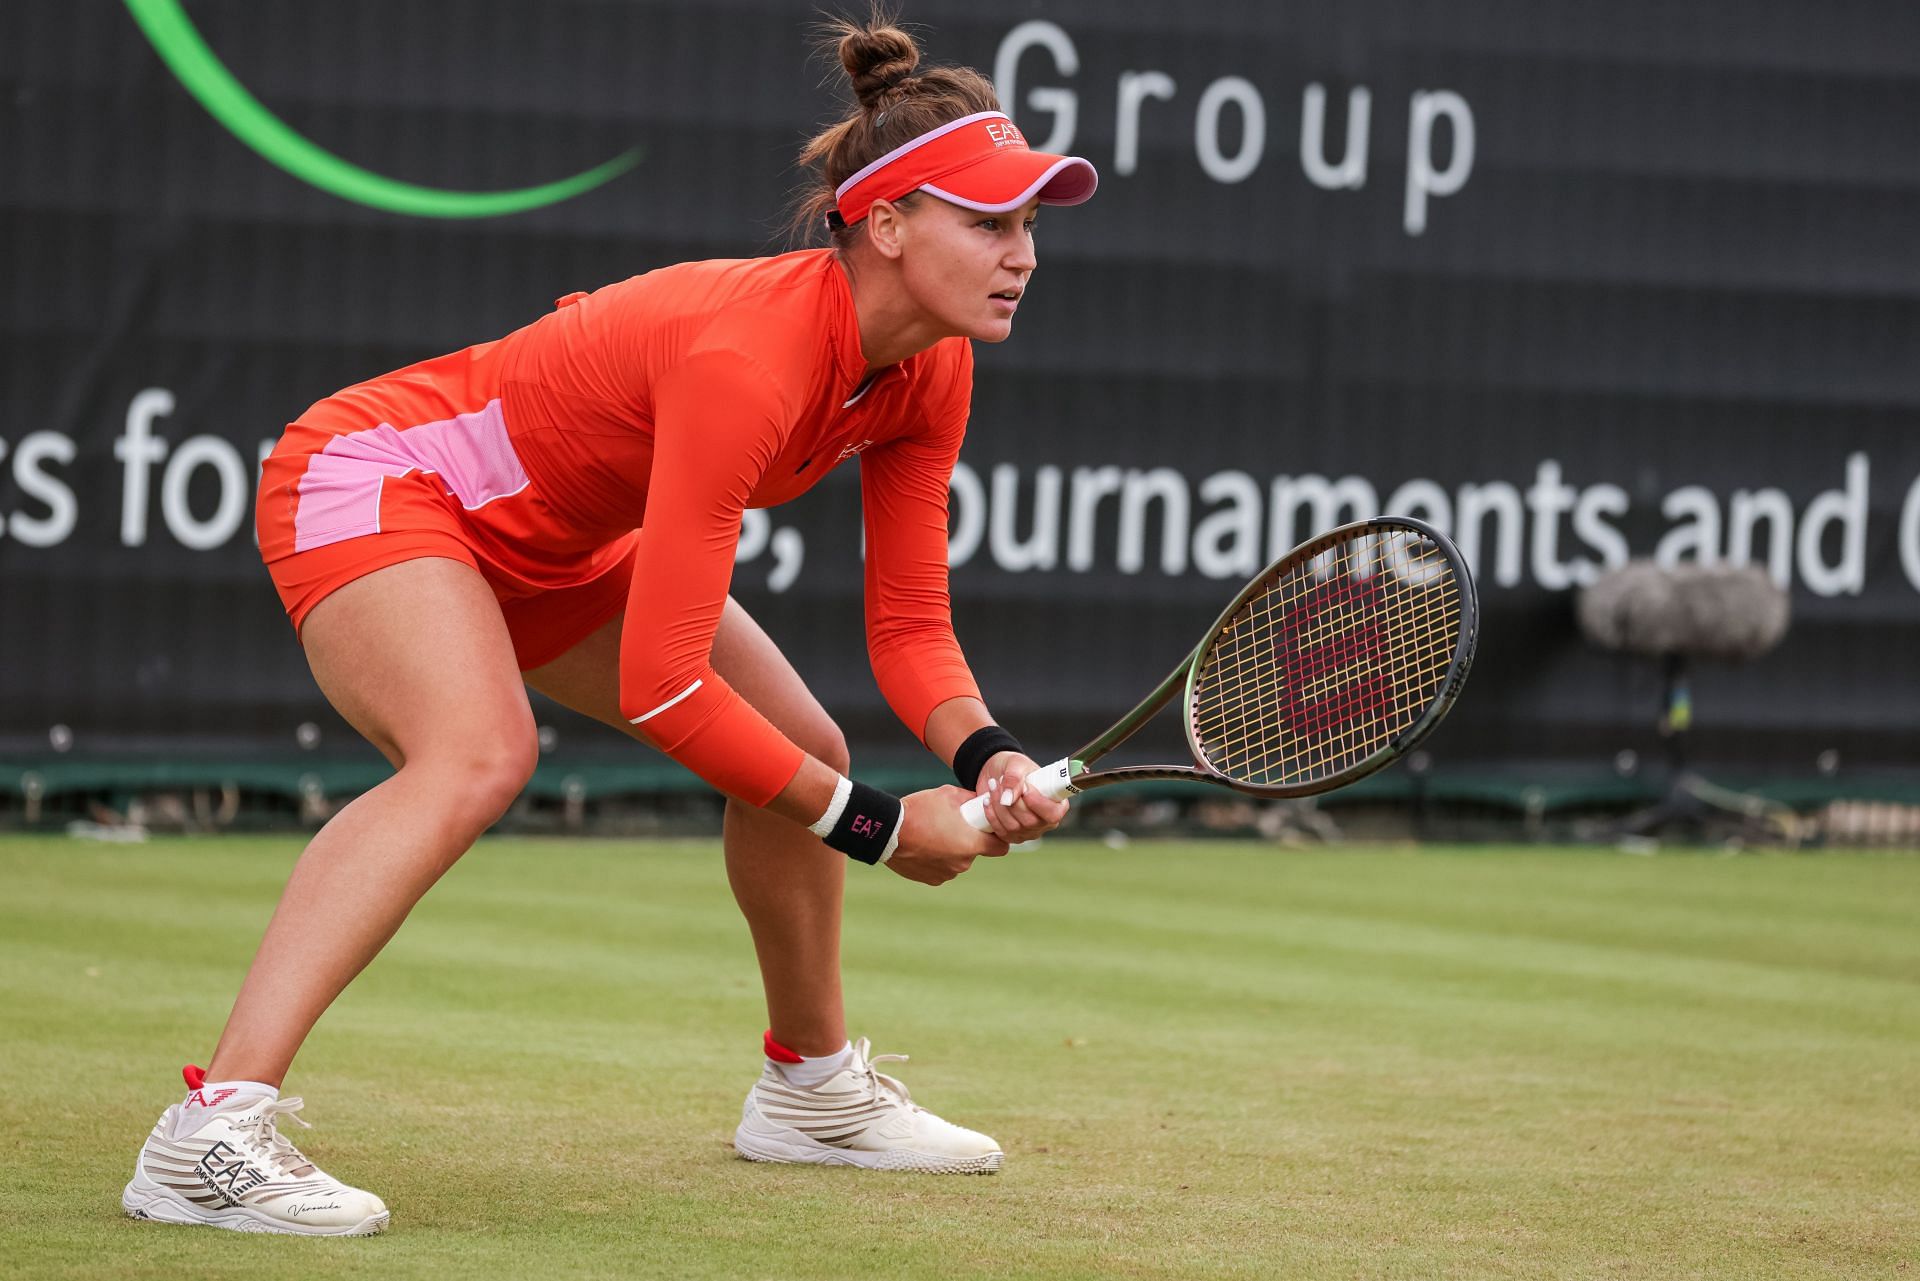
[824,781,901,863]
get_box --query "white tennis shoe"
[123,1074,388,1236]
[734,1036,1004,1173]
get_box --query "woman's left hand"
[974,751,1070,844]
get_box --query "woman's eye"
[978,218,1000,231]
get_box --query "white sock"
[777,1041,854,1089]
[185,1079,279,1109]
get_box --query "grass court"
[2,835,1915,1279]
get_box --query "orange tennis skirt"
[255,393,639,672]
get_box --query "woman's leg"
[205,557,539,1086]
[524,598,851,1055]
[528,596,1003,1172]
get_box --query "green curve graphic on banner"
[124,0,639,218]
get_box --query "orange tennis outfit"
[255,249,981,806]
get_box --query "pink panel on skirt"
[292,399,529,552]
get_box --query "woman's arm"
[858,367,1067,842]
[620,347,1005,876]
[858,429,983,743]
[615,348,808,806]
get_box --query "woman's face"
[896,195,1041,344]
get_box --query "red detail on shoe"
[763,1029,805,1064]
[182,1064,207,1090]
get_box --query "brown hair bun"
[839,22,921,108]
[789,6,1001,246]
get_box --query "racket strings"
[1232,549,1457,781]
[1225,547,1456,780]
[1190,533,1462,786]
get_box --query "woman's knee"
[709,598,851,775]
[797,718,851,776]
[415,732,539,824]
[473,733,540,818]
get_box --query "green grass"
[1,836,1916,1280]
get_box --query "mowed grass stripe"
[0,836,1914,1280]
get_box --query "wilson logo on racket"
[1276,573,1396,739]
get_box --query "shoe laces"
[851,1037,923,1115]
[239,1096,318,1178]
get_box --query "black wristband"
[953,725,1024,789]
[824,780,903,865]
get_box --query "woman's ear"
[864,199,907,261]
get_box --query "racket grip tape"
[959,756,1076,832]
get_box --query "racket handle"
[959,756,1076,832]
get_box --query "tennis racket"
[960,515,1478,829]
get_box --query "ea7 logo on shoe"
[184,1088,238,1109]
[196,1140,269,1204]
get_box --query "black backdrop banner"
[2,1,1917,778]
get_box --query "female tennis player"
[123,14,1093,1235]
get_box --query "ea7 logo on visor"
[123,0,640,219]
[984,121,1026,149]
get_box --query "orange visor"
[832,111,1099,228]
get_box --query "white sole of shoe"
[123,1173,389,1236]
[733,1122,1004,1174]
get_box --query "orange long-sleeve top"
[307,249,983,805]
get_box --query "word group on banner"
[994,20,1475,235]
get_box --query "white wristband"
[878,804,903,864]
[807,774,853,838]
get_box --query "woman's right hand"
[887,786,1011,886]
